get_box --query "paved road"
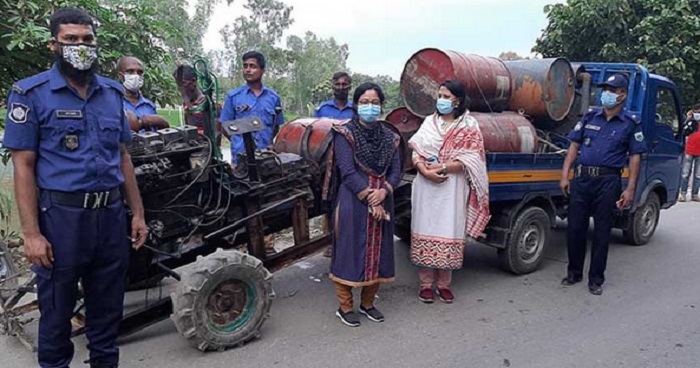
[2,204,700,368]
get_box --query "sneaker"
[692,196,700,202]
[437,288,455,303]
[679,193,687,202]
[335,309,360,327]
[359,305,385,323]
[418,288,434,304]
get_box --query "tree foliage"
[534,0,700,107]
[0,0,198,106]
[498,51,529,61]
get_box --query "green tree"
[498,51,529,61]
[0,0,197,106]
[534,0,700,107]
[286,32,349,114]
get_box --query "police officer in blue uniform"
[219,51,284,164]
[560,73,647,296]
[314,72,354,120]
[118,56,169,132]
[2,8,147,368]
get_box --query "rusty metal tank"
[504,58,575,123]
[273,118,346,163]
[400,48,511,117]
[274,118,406,169]
[385,107,424,170]
[471,112,538,153]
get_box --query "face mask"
[59,43,98,71]
[334,89,349,101]
[600,90,620,108]
[123,74,144,92]
[693,113,700,121]
[357,104,381,123]
[436,98,454,115]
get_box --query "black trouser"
[567,174,621,286]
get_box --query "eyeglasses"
[358,100,381,106]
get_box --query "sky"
[194,0,561,79]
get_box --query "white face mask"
[694,113,700,121]
[123,74,144,92]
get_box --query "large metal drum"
[471,112,538,153]
[505,58,575,123]
[273,118,347,163]
[385,107,424,170]
[400,48,511,117]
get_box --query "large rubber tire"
[170,249,274,351]
[0,241,19,303]
[498,207,550,275]
[623,192,660,246]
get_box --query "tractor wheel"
[0,241,19,303]
[170,249,274,351]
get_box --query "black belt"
[575,165,621,178]
[46,188,121,209]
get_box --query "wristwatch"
[441,163,447,175]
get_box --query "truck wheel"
[170,249,274,351]
[498,207,550,275]
[0,241,19,303]
[623,192,660,246]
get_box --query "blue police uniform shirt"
[123,94,157,117]
[219,84,284,162]
[3,64,132,192]
[313,99,354,119]
[567,108,647,169]
[123,94,157,132]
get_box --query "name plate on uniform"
[584,124,601,131]
[56,110,83,119]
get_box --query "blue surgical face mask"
[693,113,700,121]
[436,98,454,115]
[357,104,381,123]
[601,90,620,108]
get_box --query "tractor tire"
[0,241,19,303]
[498,206,550,275]
[170,249,274,351]
[623,192,660,246]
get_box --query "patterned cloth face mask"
[59,43,98,71]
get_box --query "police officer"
[219,51,284,164]
[118,56,169,132]
[559,73,647,296]
[314,72,354,119]
[2,8,147,368]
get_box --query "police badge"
[9,103,29,124]
[64,134,79,150]
[635,131,644,142]
[584,137,591,146]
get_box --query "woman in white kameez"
[408,80,490,303]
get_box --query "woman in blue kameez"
[328,82,402,327]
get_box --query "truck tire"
[498,207,550,275]
[623,192,660,246]
[170,249,274,351]
[0,241,19,303]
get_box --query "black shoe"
[85,360,117,368]
[359,305,385,323]
[335,309,361,327]
[588,284,603,296]
[561,277,582,286]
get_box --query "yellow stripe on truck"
[488,169,630,184]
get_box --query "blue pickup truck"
[392,62,685,274]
